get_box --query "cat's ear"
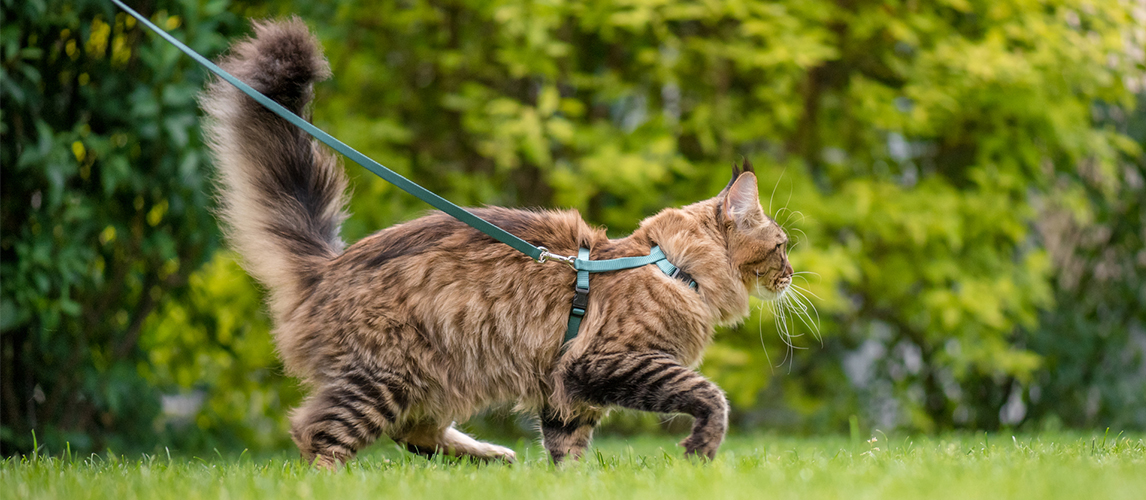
[722,170,761,225]
[717,162,742,198]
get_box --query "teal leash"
[110,0,697,347]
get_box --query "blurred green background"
[2,0,1144,456]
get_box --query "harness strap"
[573,247,666,272]
[563,246,697,349]
[564,248,592,345]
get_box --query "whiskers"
[753,277,822,373]
[791,271,820,285]
[761,169,820,371]
[753,300,775,375]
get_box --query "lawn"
[4,432,1144,500]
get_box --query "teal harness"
[564,246,697,346]
[111,0,697,347]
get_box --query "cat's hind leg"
[398,423,517,463]
[538,406,602,464]
[290,369,410,468]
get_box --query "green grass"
[4,433,1144,500]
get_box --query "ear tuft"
[741,158,755,174]
[719,162,741,197]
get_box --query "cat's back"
[335,206,595,276]
[312,206,599,346]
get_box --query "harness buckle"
[571,286,590,313]
[669,267,698,290]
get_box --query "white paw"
[480,443,516,463]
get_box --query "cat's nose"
[783,261,793,276]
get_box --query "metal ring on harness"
[535,246,576,268]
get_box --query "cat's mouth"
[751,273,792,301]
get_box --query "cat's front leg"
[538,406,601,464]
[562,351,729,460]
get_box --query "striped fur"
[202,20,794,467]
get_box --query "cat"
[200,18,793,468]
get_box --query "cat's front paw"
[680,433,721,461]
[680,410,726,461]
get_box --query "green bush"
[1023,99,1146,431]
[0,0,243,454]
[4,0,1144,455]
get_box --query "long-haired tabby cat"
[201,19,793,467]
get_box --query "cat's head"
[718,160,793,300]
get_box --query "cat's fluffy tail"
[201,19,347,320]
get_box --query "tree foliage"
[1024,98,1146,431]
[0,0,242,453]
[3,0,1144,454]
